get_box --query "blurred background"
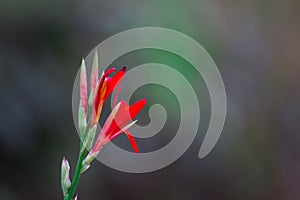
[0,0,300,199]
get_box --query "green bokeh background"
[0,0,299,199]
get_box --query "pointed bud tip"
[62,157,68,164]
[140,98,147,105]
[107,67,116,73]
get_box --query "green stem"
[67,143,87,200]
[66,117,92,199]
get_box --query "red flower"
[86,98,146,161]
[91,67,126,126]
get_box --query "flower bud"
[61,157,71,196]
[88,88,95,116]
[80,59,88,114]
[90,50,98,92]
[78,100,87,137]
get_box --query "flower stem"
[67,142,87,200]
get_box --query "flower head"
[64,51,146,199]
[77,52,146,173]
[83,98,146,165]
[91,67,126,126]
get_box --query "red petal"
[98,68,116,90]
[106,99,145,138]
[129,99,146,118]
[104,101,129,137]
[104,67,126,99]
[110,66,126,88]
[104,68,117,76]
[93,69,114,113]
[124,130,138,153]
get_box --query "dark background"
[0,0,300,199]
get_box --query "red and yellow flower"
[77,53,146,169]
[90,98,146,155]
[91,67,126,126]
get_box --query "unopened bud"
[88,88,94,107]
[80,59,88,114]
[78,100,87,137]
[61,157,71,196]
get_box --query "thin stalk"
[67,142,87,200]
[67,118,91,200]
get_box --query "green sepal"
[78,100,87,138]
[81,124,97,154]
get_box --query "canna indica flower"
[64,50,147,200]
[83,98,146,166]
[61,157,71,196]
[91,66,126,126]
